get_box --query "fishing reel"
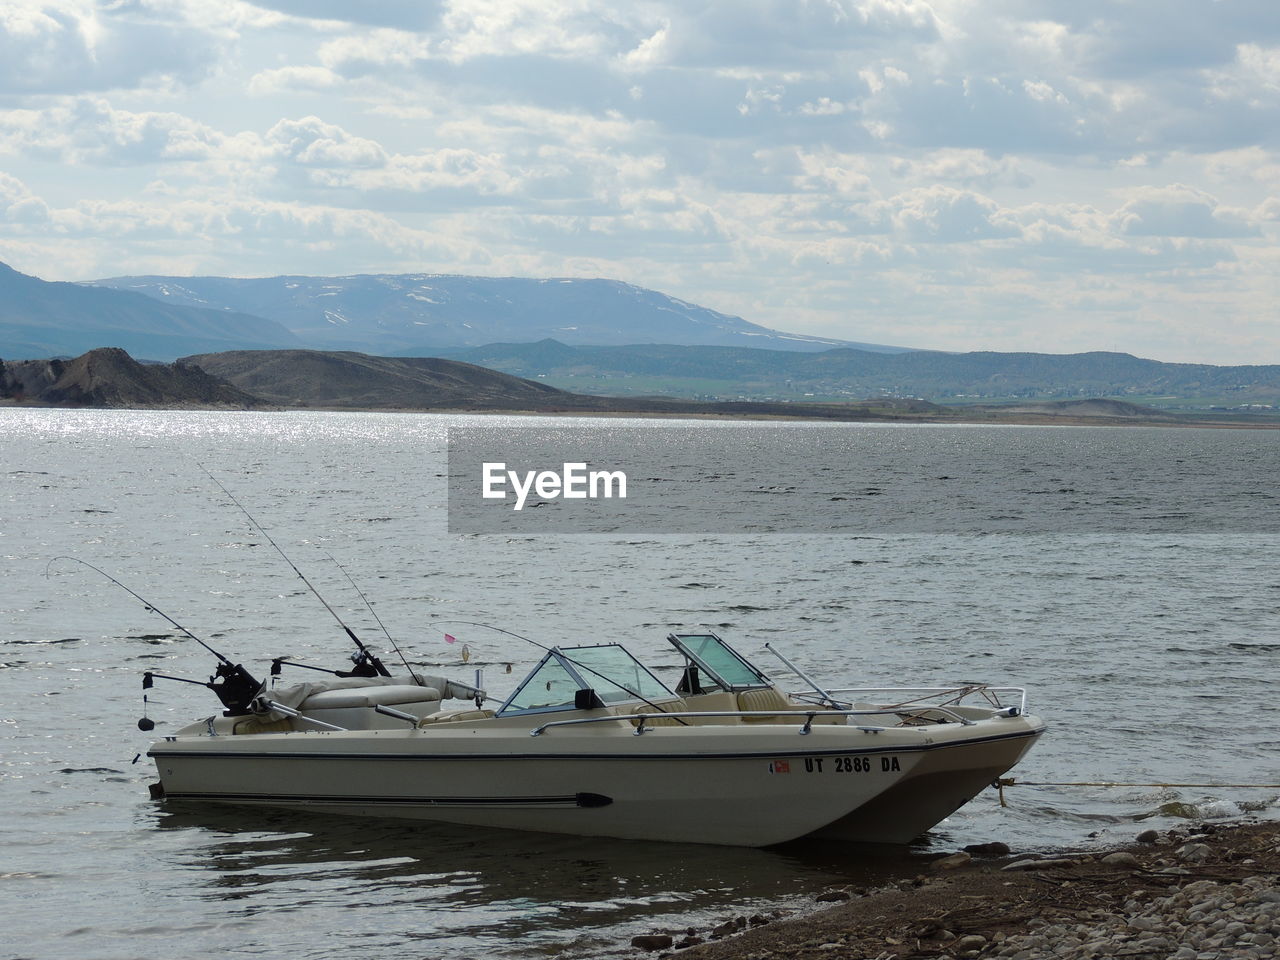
[335,646,390,678]
[135,661,264,728]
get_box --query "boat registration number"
[771,755,902,774]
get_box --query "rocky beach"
[627,821,1280,960]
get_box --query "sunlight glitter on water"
[3,408,1278,960]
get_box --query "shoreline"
[2,398,1278,430]
[626,820,1280,959]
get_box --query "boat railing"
[528,702,1014,738]
[804,685,1029,715]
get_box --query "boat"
[145,631,1046,847]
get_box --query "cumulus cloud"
[635,0,939,69]
[0,172,51,224]
[889,187,1021,243]
[891,149,1033,188]
[266,116,388,168]
[0,99,225,165]
[1110,185,1261,238]
[248,65,344,95]
[245,0,444,31]
[0,1,224,95]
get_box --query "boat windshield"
[497,644,675,716]
[668,633,771,691]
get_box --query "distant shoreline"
[3,397,1279,429]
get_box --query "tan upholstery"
[736,686,794,720]
[418,708,495,726]
[630,698,689,727]
[232,715,294,735]
[736,687,844,724]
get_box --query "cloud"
[0,99,225,165]
[247,65,344,95]
[0,172,50,224]
[632,0,939,70]
[890,149,1033,188]
[244,0,444,31]
[266,116,388,168]
[889,186,1021,243]
[0,1,224,95]
[1110,185,1261,238]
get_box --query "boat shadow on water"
[145,802,939,957]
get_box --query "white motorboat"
[146,632,1045,847]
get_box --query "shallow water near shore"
[2,409,1277,960]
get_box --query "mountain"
[1,347,262,407]
[0,261,301,360]
[416,340,1280,406]
[181,349,588,409]
[88,272,907,355]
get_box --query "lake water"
[2,409,1277,960]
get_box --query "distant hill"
[4,347,1238,425]
[182,349,589,410]
[29,347,955,419]
[1,347,262,407]
[975,398,1174,419]
[0,261,300,360]
[89,272,907,355]
[419,339,1280,406]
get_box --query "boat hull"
[149,716,1045,846]
[804,724,1044,843]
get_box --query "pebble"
[1178,842,1212,863]
[964,841,1013,857]
[931,851,973,871]
[1101,851,1140,868]
[993,872,1279,960]
[632,934,674,951]
[815,890,851,902]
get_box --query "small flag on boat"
[444,633,457,644]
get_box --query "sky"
[1,1,1279,364]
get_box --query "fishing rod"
[430,620,689,724]
[197,464,391,678]
[45,556,263,715]
[47,556,231,664]
[325,552,418,683]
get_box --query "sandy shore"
[625,820,1280,959]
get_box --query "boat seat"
[300,684,442,710]
[736,687,844,724]
[418,708,495,726]
[736,686,795,720]
[629,698,689,727]
[232,715,294,735]
[299,684,444,730]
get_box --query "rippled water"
[2,409,1278,960]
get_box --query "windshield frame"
[496,643,675,717]
[667,632,772,692]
